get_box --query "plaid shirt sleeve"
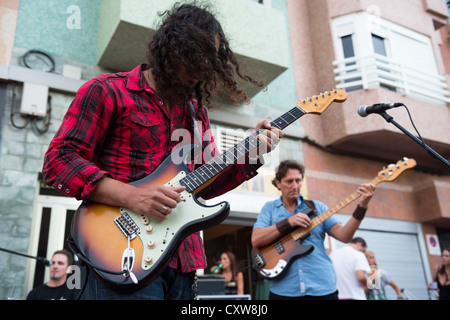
[42,79,114,199]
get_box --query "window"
[332,12,450,105]
[342,35,356,58]
[371,34,396,92]
[371,34,387,56]
[340,35,363,91]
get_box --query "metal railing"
[333,54,450,105]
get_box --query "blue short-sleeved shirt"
[253,195,340,297]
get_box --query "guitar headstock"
[377,157,417,182]
[297,89,347,115]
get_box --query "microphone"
[358,103,404,117]
[43,259,53,266]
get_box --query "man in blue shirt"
[252,160,376,300]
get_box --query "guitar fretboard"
[291,177,381,241]
[179,106,306,193]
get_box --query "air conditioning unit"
[215,127,247,154]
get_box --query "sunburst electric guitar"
[252,157,417,279]
[70,90,347,288]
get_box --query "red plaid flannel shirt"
[43,64,262,272]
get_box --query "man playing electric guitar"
[43,3,281,300]
[251,160,376,300]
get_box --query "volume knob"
[144,256,153,265]
[147,240,156,249]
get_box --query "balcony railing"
[333,54,450,105]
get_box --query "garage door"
[332,216,432,300]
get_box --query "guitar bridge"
[114,210,140,240]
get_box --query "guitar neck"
[180,106,306,193]
[290,177,381,241]
[179,89,347,193]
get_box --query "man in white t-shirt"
[330,237,370,300]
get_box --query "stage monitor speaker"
[197,275,225,295]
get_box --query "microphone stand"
[0,246,51,266]
[379,111,450,169]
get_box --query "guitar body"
[70,149,230,288]
[252,236,314,279]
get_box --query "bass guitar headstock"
[377,157,417,182]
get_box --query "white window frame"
[332,12,450,105]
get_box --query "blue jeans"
[86,267,195,300]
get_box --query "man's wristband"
[276,218,291,235]
[352,205,367,221]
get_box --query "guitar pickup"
[115,210,140,240]
[274,241,285,254]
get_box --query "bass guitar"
[252,157,417,279]
[70,89,347,287]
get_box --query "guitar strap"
[304,199,317,217]
[187,100,202,147]
[276,200,317,237]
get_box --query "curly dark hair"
[272,160,305,189]
[146,1,264,109]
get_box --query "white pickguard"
[120,171,226,271]
[262,260,287,279]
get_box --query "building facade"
[0,0,448,300]
[287,0,450,300]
